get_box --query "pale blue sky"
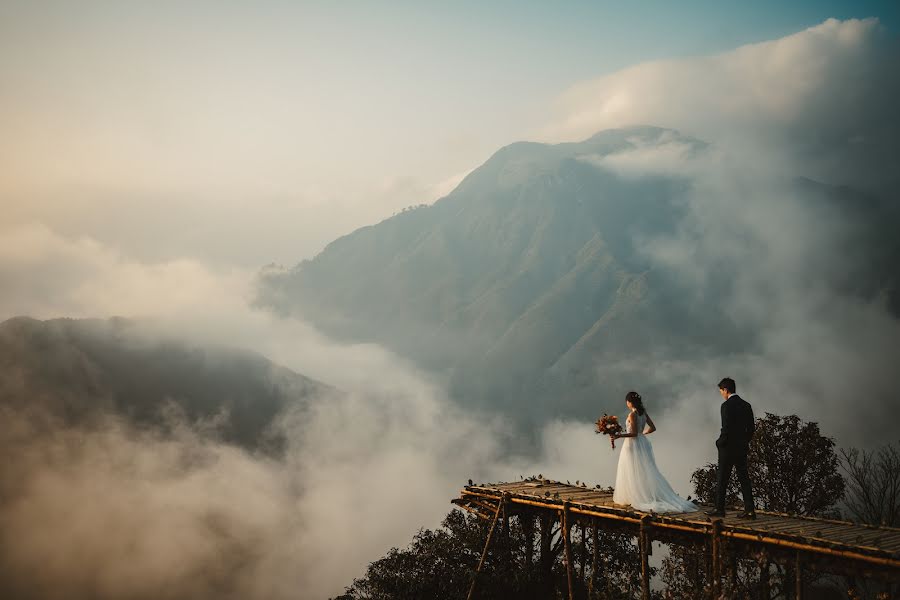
[0,1,897,266]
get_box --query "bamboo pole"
[466,494,505,600]
[640,514,651,600]
[466,497,502,515]
[539,512,554,592]
[711,518,723,600]
[462,487,900,533]
[523,513,534,570]
[795,551,803,600]
[580,523,586,581]
[606,548,613,599]
[455,503,493,521]
[502,501,511,562]
[588,520,598,598]
[461,493,900,569]
[758,548,770,600]
[562,503,575,600]
[728,552,737,597]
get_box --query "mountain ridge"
[0,316,330,449]
[255,126,899,423]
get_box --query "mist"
[0,340,482,599]
[1,14,898,600]
[537,17,900,455]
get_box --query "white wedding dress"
[613,412,697,513]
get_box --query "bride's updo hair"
[626,391,646,416]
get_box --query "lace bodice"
[627,412,645,435]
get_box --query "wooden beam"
[463,492,900,569]
[522,513,534,570]
[640,514,651,600]
[454,502,493,521]
[579,523,586,581]
[466,494,505,600]
[562,503,575,600]
[758,547,770,600]
[588,520,598,598]
[711,518,723,599]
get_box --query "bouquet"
[595,414,623,449]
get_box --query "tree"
[331,510,488,600]
[333,507,652,599]
[840,442,900,527]
[663,413,846,599]
[690,413,845,517]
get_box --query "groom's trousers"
[716,450,755,512]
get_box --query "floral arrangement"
[595,414,624,449]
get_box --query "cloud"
[542,18,899,191]
[0,322,512,599]
[535,18,900,455]
[552,24,900,455]
[0,222,516,598]
[578,130,712,178]
[2,16,899,598]
[0,222,251,321]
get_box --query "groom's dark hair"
[718,377,736,394]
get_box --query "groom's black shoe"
[704,509,726,517]
[738,511,757,520]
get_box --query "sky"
[1,3,899,598]
[1,0,897,268]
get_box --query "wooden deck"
[453,478,900,573]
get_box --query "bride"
[611,391,697,513]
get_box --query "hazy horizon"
[2,3,899,598]
[3,1,897,269]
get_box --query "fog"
[542,17,900,452]
[543,18,899,192]
[0,233,590,598]
[1,15,898,600]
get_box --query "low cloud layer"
[1,16,898,599]
[543,18,899,192]
[0,222,687,598]
[540,18,900,455]
[0,319,508,598]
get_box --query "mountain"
[0,316,329,449]
[255,126,899,424]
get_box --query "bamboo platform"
[453,478,900,599]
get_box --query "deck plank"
[455,480,900,570]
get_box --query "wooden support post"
[728,552,737,597]
[640,514,651,600]
[580,523,586,582]
[606,549,613,599]
[562,502,575,600]
[690,542,703,596]
[588,520,598,598]
[466,495,505,600]
[522,513,534,570]
[758,548,770,600]
[794,551,803,600]
[711,518,723,600]
[539,511,554,592]
[502,501,511,562]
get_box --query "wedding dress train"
[613,412,697,513]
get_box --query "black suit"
[715,394,756,513]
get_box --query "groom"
[705,377,757,519]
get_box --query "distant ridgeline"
[0,316,329,450]
[256,126,900,426]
